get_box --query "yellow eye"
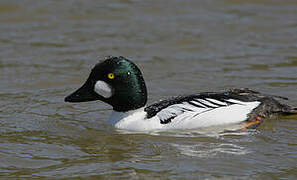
[107,73,115,79]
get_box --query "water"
[0,0,297,179]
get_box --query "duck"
[64,56,297,131]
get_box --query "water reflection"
[0,0,297,178]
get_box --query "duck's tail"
[228,88,297,118]
[226,88,296,130]
[253,95,297,118]
[277,105,297,116]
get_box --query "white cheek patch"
[94,80,113,98]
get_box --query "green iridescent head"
[65,56,147,112]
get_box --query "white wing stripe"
[206,98,228,106]
[197,99,219,108]
[226,99,246,105]
[193,99,207,107]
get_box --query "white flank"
[159,100,261,129]
[94,80,113,98]
[187,101,260,127]
[107,99,261,131]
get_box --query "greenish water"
[0,0,297,179]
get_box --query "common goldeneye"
[65,56,297,131]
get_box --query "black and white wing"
[147,97,237,124]
[144,89,265,126]
[160,98,238,124]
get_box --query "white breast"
[108,108,162,131]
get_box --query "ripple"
[29,42,68,48]
[0,0,297,178]
[171,143,250,158]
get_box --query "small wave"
[171,143,250,158]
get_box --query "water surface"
[0,0,297,179]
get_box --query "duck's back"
[143,88,297,130]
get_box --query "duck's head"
[65,56,147,112]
